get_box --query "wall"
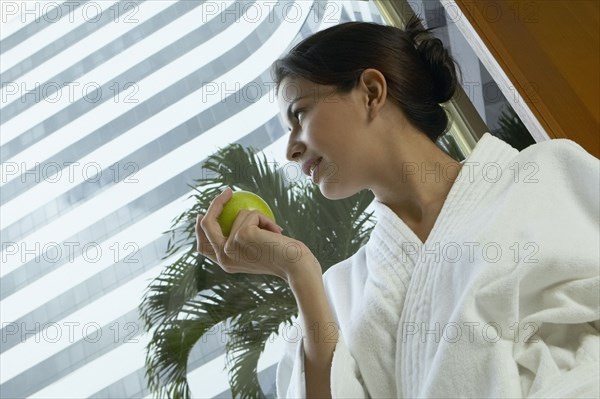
[455,0,600,157]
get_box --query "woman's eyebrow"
[286,95,308,123]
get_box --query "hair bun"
[404,16,459,104]
[417,38,458,103]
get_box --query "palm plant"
[139,143,376,398]
[493,105,536,151]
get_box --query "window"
[373,0,537,158]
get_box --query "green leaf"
[139,144,375,398]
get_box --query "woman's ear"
[359,68,387,118]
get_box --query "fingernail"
[221,186,230,194]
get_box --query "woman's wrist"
[278,240,320,284]
[285,255,323,290]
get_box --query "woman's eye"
[293,110,303,123]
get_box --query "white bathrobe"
[276,133,600,398]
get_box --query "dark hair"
[271,16,461,141]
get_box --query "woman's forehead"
[278,77,311,98]
[277,78,334,102]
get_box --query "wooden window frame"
[374,0,600,157]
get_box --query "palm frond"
[140,144,375,398]
[493,105,536,151]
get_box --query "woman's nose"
[286,137,305,162]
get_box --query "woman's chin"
[318,182,357,201]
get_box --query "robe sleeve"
[515,140,600,398]
[275,333,305,398]
[276,332,369,398]
[517,300,600,399]
[330,334,370,398]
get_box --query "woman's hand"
[195,187,319,282]
[198,188,337,398]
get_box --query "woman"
[196,16,600,398]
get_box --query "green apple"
[218,190,276,236]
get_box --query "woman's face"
[277,76,377,200]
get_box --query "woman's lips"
[303,157,322,177]
[310,158,323,181]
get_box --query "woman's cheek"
[321,160,340,183]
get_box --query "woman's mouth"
[309,158,323,181]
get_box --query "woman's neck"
[370,128,462,243]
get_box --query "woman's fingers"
[199,187,233,261]
[196,188,287,275]
[259,213,284,234]
[229,209,282,238]
[195,214,218,263]
[195,187,232,263]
